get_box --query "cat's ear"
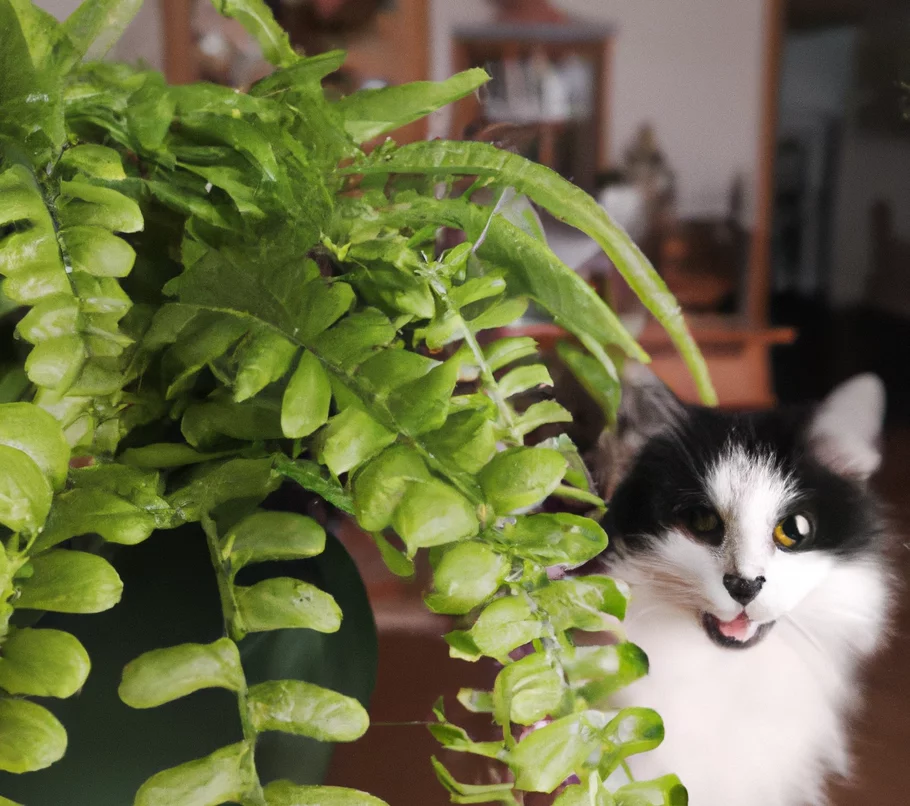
[615,362,685,436]
[592,364,684,497]
[808,374,885,480]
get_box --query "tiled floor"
[329,428,910,804]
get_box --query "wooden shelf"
[491,313,795,410]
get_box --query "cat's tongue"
[715,612,752,641]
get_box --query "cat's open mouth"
[702,612,775,649]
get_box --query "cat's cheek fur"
[748,549,835,624]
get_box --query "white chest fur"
[606,559,889,806]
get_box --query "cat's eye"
[773,513,812,549]
[681,506,724,544]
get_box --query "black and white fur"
[593,368,893,806]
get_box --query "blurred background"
[34,0,910,803]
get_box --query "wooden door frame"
[745,0,787,325]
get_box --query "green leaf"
[599,708,665,775]
[167,458,279,519]
[14,295,76,344]
[371,531,415,578]
[493,651,565,727]
[466,296,529,334]
[181,397,283,447]
[478,447,567,514]
[7,0,63,68]
[450,274,507,308]
[309,308,396,368]
[533,576,629,631]
[392,479,479,556]
[0,444,52,533]
[0,365,28,404]
[235,577,342,636]
[119,638,245,709]
[467,596,543,663]
[58,0,143,66]
[498,364,552,398]
[59,144,126,180]
[557,341,623,425]
[428,721,504,761]
[282,349,331,438]
[247,679,368,742]
[0,7,63,161]
[209,0,298,67]
[515,400,573,437]
[456,688,494,714]
[127,72,176,150]
[166,255,350,344]
[554,776,615,806]
[508,711,607,793]
[318,406,396,476]
[357,349,439,395]
[58,180,143,233]
[563,644,649,706]
[494,513,607,566]
[180,113,280,181]
[0,627,90,698]
[251,49,346,96]
[180,163,266,218]
[157,313,248,391]
[24,334,86,393]
[274,456,354,514]
[0,699,66,774]
[336,68,489,143]
[613,775,688,806]
[59,225,136,277]
[431,757,515,805]
[443,629,483,663]
[264,781,390,806]
[134,742,255,806]
[423,409,497,475]
[425,541,508,615]
[121,443,237,469]
[225,510,326,571]
[359,141,716,403]
[35,487,158,550]
[387,352,462,435]
[0,402,70,490]
[234,329,298,402]
[15,550,123,613]
[352,444,430,532]
[428,701,504,760]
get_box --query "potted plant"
[0,1,713,803]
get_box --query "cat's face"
[598,371,886,650]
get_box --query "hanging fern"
[0,1,712,804]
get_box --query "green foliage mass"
[0,1,712,803]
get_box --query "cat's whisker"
[780,614,832,661]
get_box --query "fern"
[0,1,712,804]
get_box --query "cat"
[589,367,894,806]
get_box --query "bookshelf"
[451,22,614,193]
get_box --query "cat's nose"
[722,574,766,605]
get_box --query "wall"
[430,0,767,222]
